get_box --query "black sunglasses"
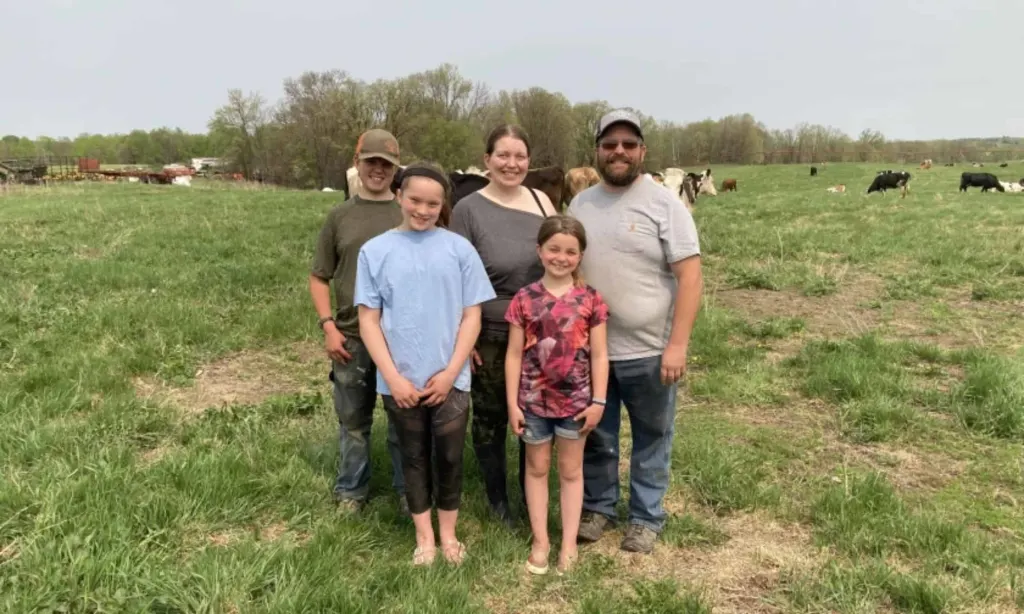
[598,139,642,151]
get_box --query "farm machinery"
[0,159,49,184]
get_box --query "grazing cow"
[464,166,486,176]
[661,167,685,197]
[1004,181,1024,193]
[944,163,955,167]
[999,163,1008,168]
[721,178,737,192]
[565,166,601,203]
[658,167,699,211]
[920,159,933,170]
[867,171,912,198]
[688,168,717,196]
[810,166,818,176]
[960,172,1004,192]
[826,184,846,193]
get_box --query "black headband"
[400,166,449,191]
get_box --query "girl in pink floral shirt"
[504,215,609,575]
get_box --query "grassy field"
[2,163,1023,613]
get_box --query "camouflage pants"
[471,330,527,509]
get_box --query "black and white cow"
[866,170,912,197]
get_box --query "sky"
[2,0,1021,142]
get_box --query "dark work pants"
[471,331,527,511]
[383,390,471,514]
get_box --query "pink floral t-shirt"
[504,281,609,418]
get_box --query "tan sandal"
[413,545,436,566]
[441,539,466,565]
[525,549,549,575]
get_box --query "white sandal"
[525,548,549,575]
[413,545,436,566]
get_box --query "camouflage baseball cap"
[355,128,401,165]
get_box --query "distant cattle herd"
[333,160,1024,209]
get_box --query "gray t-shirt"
[567,177,701,361]
[449,191,548,335]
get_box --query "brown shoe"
[577,511,612,543]
[336,498,365,516]
[620,524,658,554]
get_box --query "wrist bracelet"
[318,316,334,330]
[592,398,606,406]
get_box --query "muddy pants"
[471,331,527,511]
[330,336,405,502]
[383,390,471,514]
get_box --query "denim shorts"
[521,409,582,444]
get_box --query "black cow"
[999,163,1008,168]
[449,173,490,206]
[810,166,817,176]
[867,171,912,197]
[959,172,1004,192]
[448,167,567,210]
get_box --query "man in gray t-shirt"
[567,108,703,554]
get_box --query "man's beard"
[597,155,642,187]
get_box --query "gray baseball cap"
[595,108,643,142]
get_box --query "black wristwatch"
[318,316,334,330]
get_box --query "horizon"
[2,0,1022,142]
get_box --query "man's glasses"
[598,139,642,152]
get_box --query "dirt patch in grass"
[203,521,309,550]
[579,511,827,614]
[715,277,1024,354]
[712,275,884,339]
[133,340,327,415]
[817,440,967,493]
[0,540,19,562]
[137,443,177,467]
[721,398,834,435]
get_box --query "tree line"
[3,63,1022,189]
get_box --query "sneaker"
[577,511,612,543]
[620,524,658,554]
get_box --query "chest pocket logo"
[613,215,657,254]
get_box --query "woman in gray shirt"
[449,125,559,526]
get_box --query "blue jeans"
[521,410,583,445]
[331,335,405,501]
[582,354,677,533]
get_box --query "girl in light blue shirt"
[355,161,496,567]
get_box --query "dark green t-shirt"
[310,196,403,338]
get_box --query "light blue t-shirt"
[354,227,497,396]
